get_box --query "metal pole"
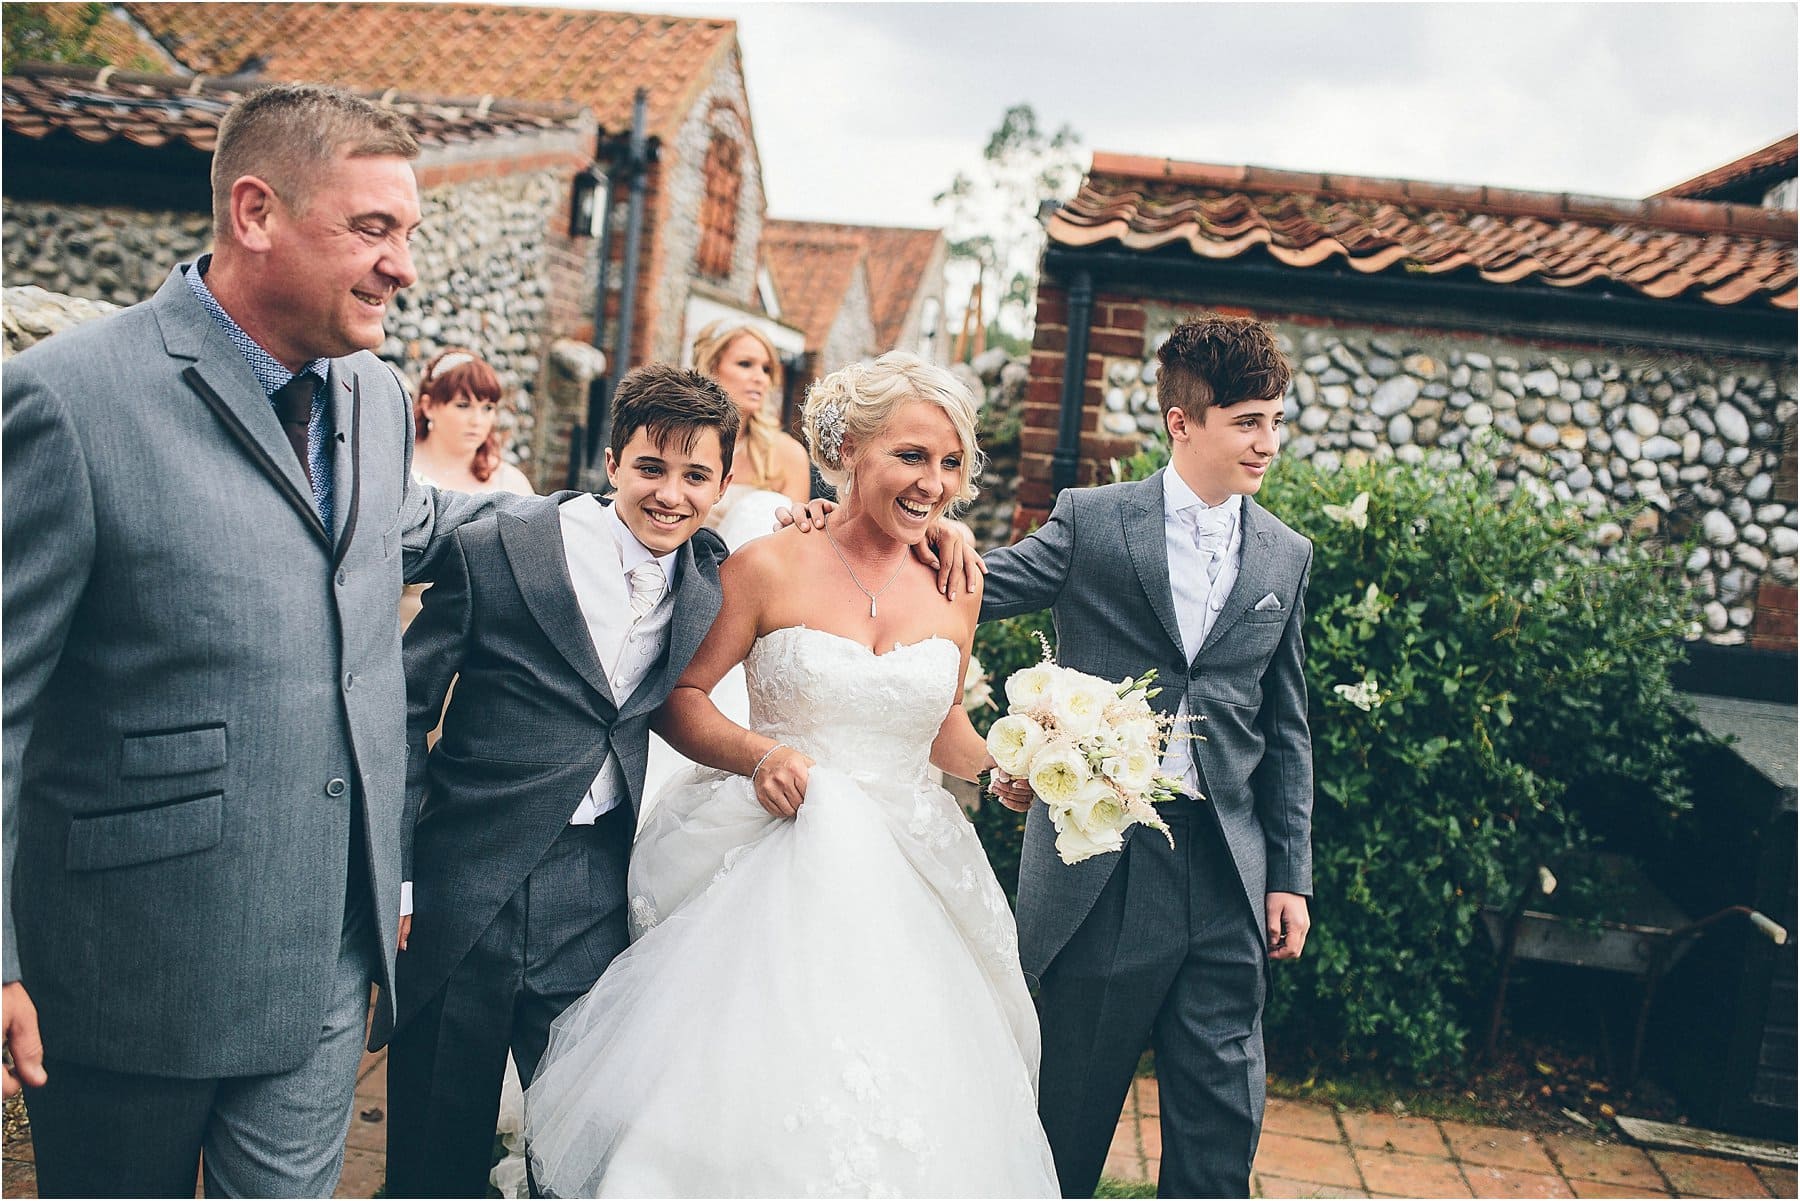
[591,87,651,478]
[567,162,620,488]
[1051,268,1093,495]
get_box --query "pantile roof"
[761,222,868,350]
[1048,151,1797,312]
[11,3,177,72]
[3,62,588,154]
[764,220,944,350]
[118,2,736,140]
[1654,134,1798,203]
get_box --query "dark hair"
[1156,313,1292,423]
[414,348,507,482]
[609,363,741,477]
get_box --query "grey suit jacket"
[981,470,1314,981]
[393,499,727,1032]
[2,265,522,1077]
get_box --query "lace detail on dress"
[781,1037,935,1197]
[628,895,660,937]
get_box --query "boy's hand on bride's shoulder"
[919,518,984,601]
[772,499,836,533]
[753,742,814,819]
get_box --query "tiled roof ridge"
[8,60,588,121]
[1652,133,1799,201]
[1089,151,1797,241]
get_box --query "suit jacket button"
[336,568,348,586]
[325,778,347,797]
[343,672,355,690]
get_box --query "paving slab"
[1542,1132,1667,1190]
[1352,1146,1474,1197]
[1568,1181,1671,1198]
[1445,1122,1560,1173]
[1462,1164,1577,1198]
[1650,1149,1772,1197]
[1256,1131,1364,1190]
[1254,1171,1370,1198]
[1341,1111,1452,1158]
[1135,1074,1161,1119]
[1754,1163,1798,1196]
[334,1146,384,1199]
[1267,1096,1345,1142]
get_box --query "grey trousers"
[25,894,377,1198]
[386,807,633,1199]
[1035,802,1267,1199]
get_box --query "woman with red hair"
[411,347,535,496]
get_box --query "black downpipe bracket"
[1051,269,1095,496]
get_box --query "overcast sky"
[555,1,1795,229]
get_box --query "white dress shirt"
[561,494,679,823]
[1158,470,1244,798]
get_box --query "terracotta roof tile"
[1048,151,1797,311]
[14,3,178,72]
[119,2,735,140]
[761,223,867,350]
[1655,135,1798,201]
[4,63,588,156]
[763,220,944,351]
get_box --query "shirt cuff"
[400,881,413,917]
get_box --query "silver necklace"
[824,529,907,617]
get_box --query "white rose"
[986,714,1047,777]
[1069,780,1126,836]
[1053,819,1125,865]
[1004,664,1058,712]
[1102,744,1159,794]
[1050,672,1115,738]
[1116,716,1161,752]
[1028,742,1091,807]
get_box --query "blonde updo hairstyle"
[690,320,786,490]
[802,351,983,515]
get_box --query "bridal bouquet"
[986,635,1184,865]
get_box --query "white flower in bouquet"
[1004,663,1058,710]
[1027,741,1091,807]
[987,713,1047,777]
[1049,673,1115,738]
[984,634,1183,865]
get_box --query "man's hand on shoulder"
[1265,892,1310,961]
[2,981,46,1097]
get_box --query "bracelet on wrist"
[751,743,785,782]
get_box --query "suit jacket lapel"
[1123,471,1187,658]
[1198,497,1278,658]
[498,504,617,709]
[619,535,723,723]
[327,366,361,568]
[156,267,330,548]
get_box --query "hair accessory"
[426,352,475,382]
[811,401,847,468]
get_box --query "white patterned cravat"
[627,560,667,623]
[1184,505,1236,581]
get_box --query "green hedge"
[973,444,1695,1071]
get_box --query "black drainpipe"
[1051,268,1094,495]
[566,162,618,488]
[589,87,653,480]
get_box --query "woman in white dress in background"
[639,322,814,812]
[525,352,1058,1198]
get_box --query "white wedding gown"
[524,625,1059,1197]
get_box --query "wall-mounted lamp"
[570,165,608,238]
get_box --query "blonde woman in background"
[402,348,535,627]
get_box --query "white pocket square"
[1253,593,1283,612]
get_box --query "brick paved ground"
[5,1061,1795,1198]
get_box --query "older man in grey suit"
[981,314,1314,1198]
[2,83,525,1197]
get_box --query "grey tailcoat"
[392,501,727,1033]
[980,470,1315,982]
[2,265,521,1077]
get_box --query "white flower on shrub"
[1333,675,1382,712]
[962,654,995,712]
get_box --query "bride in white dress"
[524,353,1058,1197]
[639,321,814,817]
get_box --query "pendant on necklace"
[869,599,878,618]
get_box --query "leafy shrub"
[979,442,1695,1072]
